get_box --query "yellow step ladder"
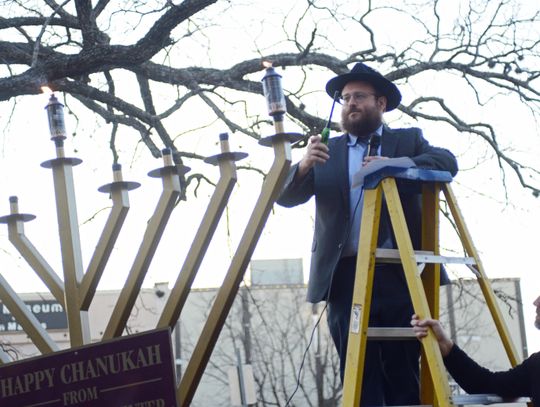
[341,167,522,407]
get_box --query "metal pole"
[235,347,248,407]
[446,283,458,345]
[514,280,528,358]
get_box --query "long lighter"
[321,91,340,145]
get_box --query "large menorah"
[0,65,303,406]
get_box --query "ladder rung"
[367,327,417,340]
[452,394,531,405]
[375,249,477,265]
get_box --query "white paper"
[351,157,415,188]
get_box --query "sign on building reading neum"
[0,328,178,407]
[0,300,67,331]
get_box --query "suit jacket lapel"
[382,126,399,158]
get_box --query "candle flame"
[41,86,53,95]
[262,60,273,68]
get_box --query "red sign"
[0,328,178,407]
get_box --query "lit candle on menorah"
[261,61,287,134]
[44,90,66,140]
[44,88,71,161]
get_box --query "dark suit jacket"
[277,126,458,303]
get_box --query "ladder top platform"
[364,167,453,189]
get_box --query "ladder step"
[367,327,417,340]
[452,394,531,405]
[375,248,476,265]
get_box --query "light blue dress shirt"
[342,125,388,257]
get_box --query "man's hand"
[410,314,454,357]
[363,155,389,166]
[297,135,330,180]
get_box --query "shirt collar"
[347,124,383,147]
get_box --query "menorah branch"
[103,149,186,340]
[178,132,301,406]
[158,133,246,329]
[79,165,140,311]
[0,273,59,355]
[0,197,65,305]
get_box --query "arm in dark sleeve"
[276,163,315,208]
[444,345,532,398]
[410,129,459,176]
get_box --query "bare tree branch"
[0,0,539,200]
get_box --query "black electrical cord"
[284,301,327,407]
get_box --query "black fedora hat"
[325,62,401,111]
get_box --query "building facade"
[0,273,527,407]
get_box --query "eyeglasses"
[340,92,378,104]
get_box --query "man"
[411,296,540,405]
[277,62,458,406]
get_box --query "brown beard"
[340,106,382,138]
